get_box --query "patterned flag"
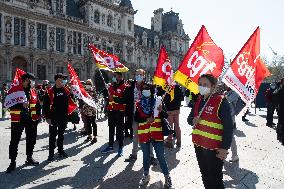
[88,44,129,72]
[67,63,97,108]
[174,25,224,94]
[4,68,27,108]
[153,46,175,101]
[222,27,271,104]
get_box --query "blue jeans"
[140,141,169,176]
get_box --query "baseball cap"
[54,73,68,81]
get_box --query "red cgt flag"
[88,44,129,72]
[4,68,27,108]
[67,63,97,108]
[222,27,271,104]
[174,25,224,94]
[153,46,175,101]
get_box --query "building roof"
[119,0,133,9]
[162,10,179,33]
[134,25,160,47]
[66,0,83,19]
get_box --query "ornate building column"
[28,21,36,73]
[48,26,55,80]
[4,16,12,80]
[4,45,12,81]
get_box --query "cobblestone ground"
[0,102,283,189]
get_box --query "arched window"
[117,19,121,30]
[107,15,112,27]
[102,14,105,25]
[94,10,100,24]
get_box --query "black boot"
[25,157,39,166]
[6,161,16,173]
[48,150,54,162]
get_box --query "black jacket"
[164,85,184,111]
[43,86,69,121]
[273,86,284,123]
[124,80,148,116]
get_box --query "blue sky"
[132,0,283,61]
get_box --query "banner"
[67,63,97,108]
[222,27,271,104]
[4,68,27,108]
[88,44,129,72]
[174,25,224,94]
[153,46,175,101]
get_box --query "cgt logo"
[187,51,216,78]
[162,60,174,84]
[205,105,214,114]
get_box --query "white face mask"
[142,90,151,97]
[135,75,144,82]
[30,80,35,88]
[62,80,68,85]
[85,85,91,90]
[198,86,211,96]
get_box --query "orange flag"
[88,44,129,72]
[222,27,271,104]
[174,25,224,94]
[153,46,175,100]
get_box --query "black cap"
[54,73,68,81]
[21,72,37,81]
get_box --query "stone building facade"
[0,0,189,84]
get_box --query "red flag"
[153,46,175,100]
[4,68,27,108]
[88,44,129,72]
[222,27,271,104]
[67,63,97,108]
[174,25,224,94]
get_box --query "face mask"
[112,77,117,83]
[85,85,91,90]
[142,90,151,97]
[135,75,144,82]
[198,86,211,96]
[270,84,276,90]
[62,80,68,85]
[30,80,35,88]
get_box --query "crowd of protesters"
[1,69,283,189]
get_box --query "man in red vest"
[101,72,128,157]
[43,73,77,161]
[6,73,41,173]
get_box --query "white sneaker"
[229,155,239,162]
[139,174,150,186]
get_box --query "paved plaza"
[0,103,283,189]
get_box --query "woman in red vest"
[135,83,172,188]
[188,74,234,189]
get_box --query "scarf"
[140,95,156,115]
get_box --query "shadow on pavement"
[245,121,258,127]
[235,129,246,137]
[151,146,180,174]
[223,161,259,188]
[36,144,116,188]
[0,164,69,189]
[0,118,10,121]
[97,161,143,189]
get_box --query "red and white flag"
[4,68,27,108]
[222,27,271,104]
[67,63,97,108]
[174,25,224,94]
[88,44,129,72]
[153,46,175,101]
